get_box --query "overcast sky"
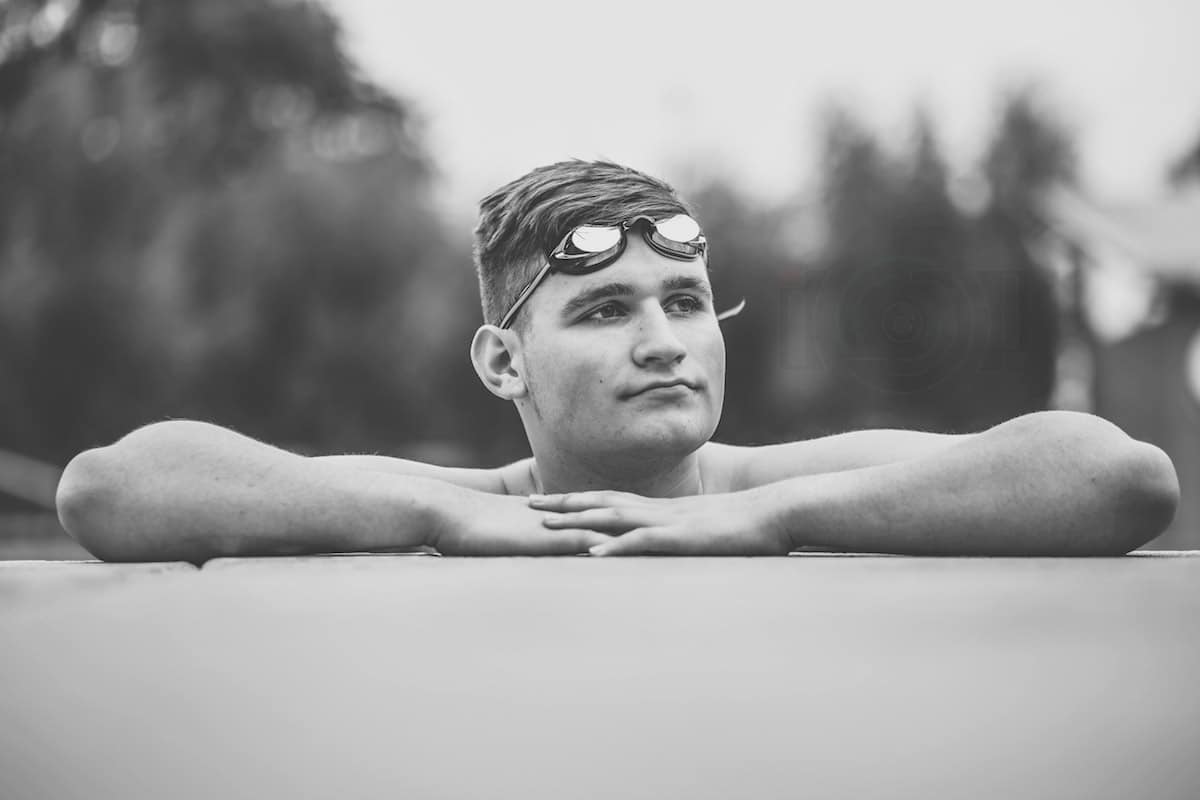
[330,0,1200,215]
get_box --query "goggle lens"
[566,225,623,255]
[652,214,702,243]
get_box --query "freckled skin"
[510,236,726,480]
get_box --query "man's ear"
[470,325,528,400]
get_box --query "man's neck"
[529,448,703,497]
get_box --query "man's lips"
[624,379,700,398]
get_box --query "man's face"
[513,235,726,465]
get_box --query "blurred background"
[1,0,1198,556]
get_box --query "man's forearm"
[56,421,443,563]
[759,411,1179,556]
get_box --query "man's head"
[469,160,727,476]
[473,160,696,330]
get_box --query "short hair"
[473,159,694,328]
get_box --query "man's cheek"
[704,341,726,381]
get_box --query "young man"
[56,160,1179,562]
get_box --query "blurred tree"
[969,87,1073,423]
[811,106,903,426]
[983,87,1077,238]
[0,0,483,463]
[808,106,976,429]
[784,94,1065,436]
[875,110,973,423]
[687,179,797,445]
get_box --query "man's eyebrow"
[560,282,637,318]
[663,276,714,297]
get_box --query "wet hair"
[473,159,693,328]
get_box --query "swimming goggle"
[498,214,745,329]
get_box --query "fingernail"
[529,494,546,502]
[589,545,608,557]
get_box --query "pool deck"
[3,552,1199,799]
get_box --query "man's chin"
[592,422,711,462]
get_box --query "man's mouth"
[625,379,699,398]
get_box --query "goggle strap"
[716,298,747,322]
[499,260,554,329]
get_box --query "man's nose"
[631,304,687,366]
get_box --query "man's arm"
[536,411,1179,556]
[723,428,972,487]
[56,420,604,563]
[749,410,1178,555]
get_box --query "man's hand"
[530,490,793,556]
[430,490,615,556]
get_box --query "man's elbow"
[57,448,114,559]
[57,421,223,562]
[56,447,150,562]
[1111,442,1180,554]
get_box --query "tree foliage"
[0,0,482,462]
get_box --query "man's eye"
[585,302,626,321]
[667,296,705,314]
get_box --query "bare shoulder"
[711,428,977,491]
[696,442,749,494]
[311,454,531,495]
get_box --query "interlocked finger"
[455,528,612,556]
[541,506,651,533]
[528,491,645,512]
[590,527,683,556]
